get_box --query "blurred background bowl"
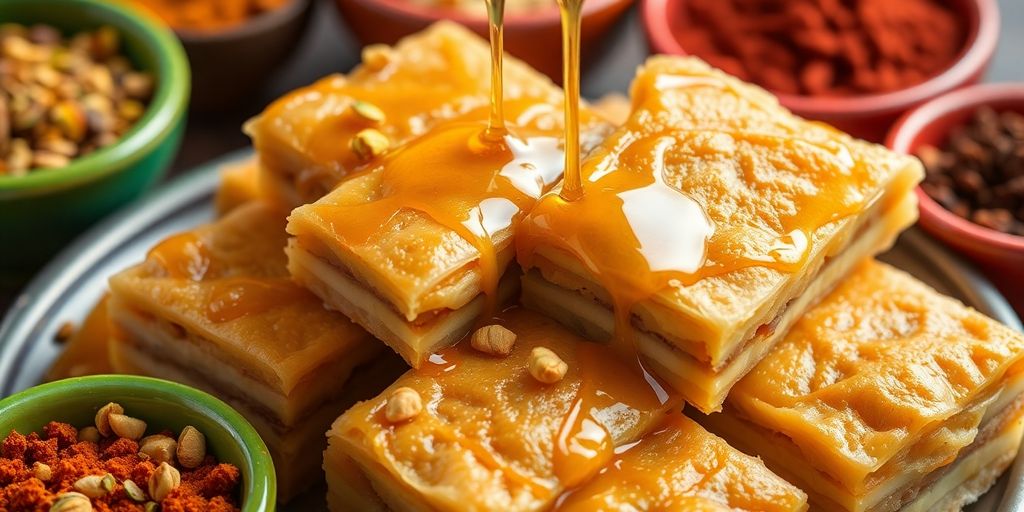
[332,0,634,81]
[0,0,189,280]
[173,0,314,112]
[0,375,276,511]
[887,83,1024,313]
[641,0,1000,142]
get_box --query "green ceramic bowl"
[0,0,190,275]
[0,376,276,511]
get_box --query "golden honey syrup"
[345,309,678,505]
[307,9,570,315]
[554,412,807,511]
[517,57,882,357]
[145,229,307,323]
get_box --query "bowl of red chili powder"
[0,375,276,511]
[642,0,1000,142]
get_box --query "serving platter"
[0,149,1021,511]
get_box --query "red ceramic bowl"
[332,0,633,81]
[887,84,1024,315]
[641,0,1000,142]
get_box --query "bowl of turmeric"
[642,0,1000,142]
[128,0,314,111]
[0,375,276,511]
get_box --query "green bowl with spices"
[0,0,190,278]
[0,375,276,510]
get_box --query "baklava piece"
[324,309,681,511]
[560,412,808,511]
[107,202,404,501]
[700,260,1024,512]
[516,56,923,413]
[245,21,571,205]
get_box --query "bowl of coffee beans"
[888,83,1024,314]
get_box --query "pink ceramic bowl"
[641,0,1000,142]
[887,84,1024,315]
[332,0,633,81]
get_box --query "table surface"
[171,0,1024,174]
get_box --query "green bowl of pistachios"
[0,0,189,277]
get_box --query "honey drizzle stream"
[556,0,584,201]
[484,0,507,140]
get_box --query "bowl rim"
[640,0,1001,117]
[0,375,277,510]
[0,0,190,195]
[341,0,629,27]
[887,82,1024,252]
[169,0,313,43]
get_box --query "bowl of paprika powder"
[0,375,276,511]
[642,0,1000,142]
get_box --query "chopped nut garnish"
[176,426,206,469]
[529,346,567,384]
[350,128,390,162]
[385,387,423,423]
[50,492,92,512]
[77,426,100,444]
[123,479,147,502]
[471,324,517,357]
[144,502,159,512]
[108,413,146,440]
[32,462,52,481]
[139,434,176,465]
[361,45,393,71]
[54,322,75,343]
[351,101,386,124]
[148,462,180,502]
[73,474,114,498]
[94,402,123,436]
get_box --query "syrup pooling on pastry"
[308,105,565,314]
[518,69,880,357]
[146,233,213,281]
[205,278,307,323]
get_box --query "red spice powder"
[671,0,964,96]
[0,421,242,512]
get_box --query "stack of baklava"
[90,19,1024,512]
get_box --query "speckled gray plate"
[0,149,1021,511]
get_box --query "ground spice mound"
[0,420,241,512]
[671,0,964,96]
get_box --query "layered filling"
[701,373,1024,512]
[287,240,520,366]
[523,190,919,412]
[327,309,681,512]
[109,308,405,501]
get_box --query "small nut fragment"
[350,128,389,162]
[471,325,517,357]
[361,45,393,71]
[139,435,177,465]
[384,387,422,423]
[144,502,159,512]
[148,462,180,502]
[529,347,567,384]
[50,492,91,512]
[108,413,146,440]
[176,426,206,469]
[32,462,52,481]
[350,101,385,124]
[95,402,124,436]
[77,426,100,444]
[123,479,147,502]
[74,473,113,498]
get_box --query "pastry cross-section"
[245,21,575,206]
[324,308,681,511]
[107,202,405,501]
[559,412,808,511]
[286,83,613,368]
[699,260,1024,512]
[515,55,923,413]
